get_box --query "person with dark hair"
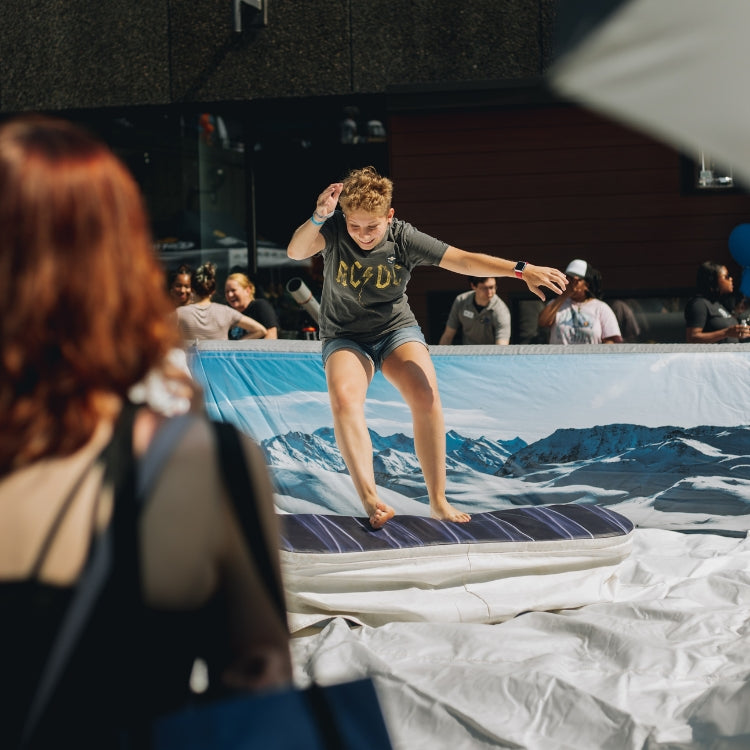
[538,259,623,344]
[287,166,567,528]
[685,260,748,343]
[169,263,193,307]
[175,262,267,342]
[438,276,511,345]
[0,115,291,748]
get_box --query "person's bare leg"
[325,348,395,528]
[382,342,470,522]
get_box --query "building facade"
[3,1,748,341]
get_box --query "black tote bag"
[151,421,393,750]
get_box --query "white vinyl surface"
[283,530,634,632]
[291,528,750,749]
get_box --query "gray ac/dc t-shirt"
[318,212,448,343]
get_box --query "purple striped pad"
[280,504,633,554]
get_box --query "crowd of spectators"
[436,258,748,346]
[166,255,749,347]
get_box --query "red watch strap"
[514,261,527,279]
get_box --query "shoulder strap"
[27,451,103,579]
[21,406,195,747]
[137,412,197,499]
[211,424,350,747]
[211,421,287,624]
[20,403,138,746]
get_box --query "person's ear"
[387,207,395,222]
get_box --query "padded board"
[280,504,634,631]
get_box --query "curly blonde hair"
[339,166,393,216]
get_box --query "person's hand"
[560,278,578,299]
[315,182,343,219]
[523,264,568,301]
[731,322,749,339]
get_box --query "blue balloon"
[729,224,750,297]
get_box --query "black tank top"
[1,404,222,749]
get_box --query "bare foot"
[364,499,395,529]
[431,499,471,523]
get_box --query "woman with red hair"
[0,116,291,747]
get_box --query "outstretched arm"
[287,182,343,260]
[439,246,567,301]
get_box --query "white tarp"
[291,528,750,749]
[190,343,750,747]
[282,518,634,632]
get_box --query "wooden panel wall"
[387,104,750,340]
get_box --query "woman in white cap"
[538,259,622,344]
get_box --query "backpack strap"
[137,412,197,499]
[210,423,347,749]
[211,420,286,624]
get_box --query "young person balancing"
[287,167,567,529]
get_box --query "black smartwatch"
[513,261,527,279]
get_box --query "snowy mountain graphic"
[264,426,525,473]
[262,423,750,534]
